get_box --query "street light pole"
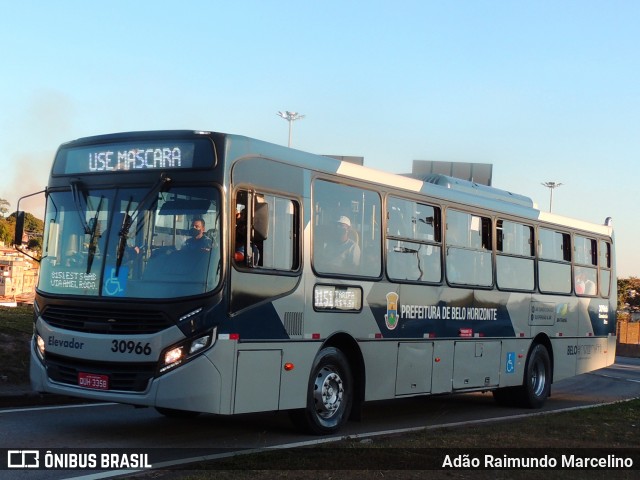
[541,181,563,212]
[276,111,305,147]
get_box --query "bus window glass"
[313,180,381,277]
[538,228,571,262]
[574,265,597,296]
[386,196,441,283]
[600,240,611,268]
[574,236,597,266]
[40,190,110,297]
[39,186,221,299]
[497,220,534,256]
[496,220,534,291]
[496,256,534,290]
[574,235,598,296]
[538,228,571,294]
[445,210,492,287]
[599,240,612,297]
[234,190,299,271]
[539,262,572,294]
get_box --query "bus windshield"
[39,185,221,299]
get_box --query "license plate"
[78,372,109,390]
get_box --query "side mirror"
[14,211,25,247]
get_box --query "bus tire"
[517,343,551,409]
[155,407,201,418]
[290,347,353,435]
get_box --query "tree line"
[618,277,640,320]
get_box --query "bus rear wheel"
[290,347,353,435]
[517,343,551,408]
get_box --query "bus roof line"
[334,158,612,235]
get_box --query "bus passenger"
[319,216,361,273]
[184,218,212,251]
[575,272,586,294]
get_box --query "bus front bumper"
[30,345,227,414]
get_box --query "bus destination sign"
[56,142,197,175]
[314,284,362,312]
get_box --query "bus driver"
[184,218,212,251]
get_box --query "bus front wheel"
[290,347,353,435]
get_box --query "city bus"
[19,130,616,435]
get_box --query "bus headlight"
[36,334,46,361]
[158,328,216,375]
[163,346,184,366]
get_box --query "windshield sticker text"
[49,271,98,290]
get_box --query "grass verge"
[0,305,33,384]
[140,399,640,480]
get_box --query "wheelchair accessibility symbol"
[506,352,516,374]
[104,267,128,297]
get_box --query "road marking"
[589,371,640,383]
[0,402,115,415]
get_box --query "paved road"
[1,357,638,479]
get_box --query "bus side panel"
[575,337,612,375]
[550,337,578,382]
[363,340,462,398]
[395,342,434,395]
[163,336,237,415]
[497,338,530,388]
[452,341,501,389]
[607,334,617,367]
[276,342,319,411]
[155,354,223,413]
[431,340,455,394]
[360,341,401,401]
[233,349,282,414]
[573,298,616,375]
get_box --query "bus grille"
[41,306,173,334]
[45,353,156,393]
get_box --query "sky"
[1,1,638,277]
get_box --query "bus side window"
[234,190,299,271]
[445,209,492,287]
[599,240,612,297]
[496,220,534,291]
[386,196,442,283]
[538,228,571,294]
[574,235,598,296]
[313,179,381,277]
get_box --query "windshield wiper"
[86,196,104,274]
[115,198,133,277]
[70,181,91,234]
[114,173,171,276]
